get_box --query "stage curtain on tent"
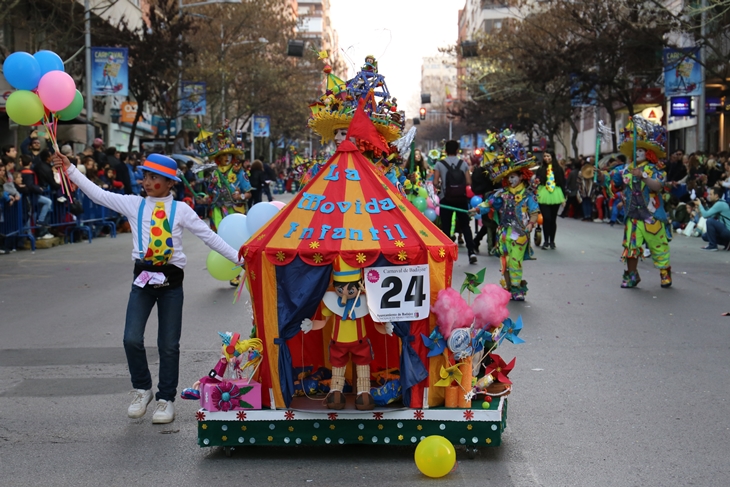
[275,256,333,407]
[372,256,429,407]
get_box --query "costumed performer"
[470,129,539,301]
[195,123,251,231]
[300,258,393,411]
[611,117,671,288]
[534,152,566,250]
[53,152,242,424]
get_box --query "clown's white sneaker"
[128,389,153,418]
[152,399,175,424]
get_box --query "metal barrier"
[0,197,36,251]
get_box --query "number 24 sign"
[364,265,430,323]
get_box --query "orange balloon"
[537,213,544,225]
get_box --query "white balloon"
[218,213,250,249]
[246,202,280,235]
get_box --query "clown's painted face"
[334,128,349,147]
[636,148,646,163]
[508,173,522,187]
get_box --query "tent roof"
[242,141,457,268]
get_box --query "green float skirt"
[537,185,565,205]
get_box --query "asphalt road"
[1,203,729,487]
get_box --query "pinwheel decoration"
[484,354,515,384]
[499,316,525,345]
[461,268,486,294]
[435,364,463,387]
[421,327,447,358]
[471,328,490,354]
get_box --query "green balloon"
[56,90,84,121]
[417,187,428,199]
[412,196,428,212]
[206,250,240,281]
[6,90,44,126]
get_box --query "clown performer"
[299,259,393,411]
[470,130,539,301]
[612,117,671,289]
[194,123,251,231]
[52,152,242,424]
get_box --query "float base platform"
[197,396,507,450]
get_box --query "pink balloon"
[426,198,434,209]
[435,207,440,216]
[37,71,76,112]
[269,200,286,210]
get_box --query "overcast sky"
[329,0,464,117]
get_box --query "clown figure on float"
[300,257,393,410]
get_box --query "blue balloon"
[470,195,483,208]
[424,208,437,222]
[217,213,250,250]
[3,52,41,90]
[246,202,280,235]
[33,50,64,77]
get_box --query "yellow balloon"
[206,250,240,281]
[414,435,456,478]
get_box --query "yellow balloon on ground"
[414,435,456,478]
[206,250,240,281]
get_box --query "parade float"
[190,134,523,456]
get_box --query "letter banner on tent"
[364,264,430,323]
[91,47,128,96]
[180,81,207,116]
[664,47,701,97]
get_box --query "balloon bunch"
[3,50,84,202]
[207,202,284,298]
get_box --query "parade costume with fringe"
[612,117,672,288]
[476,129,539,301]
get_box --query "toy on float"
[425,272,524,407]
[300,257,394,411]
[3,50,84,203]
[307,53,404,160]
[181,332,264,411]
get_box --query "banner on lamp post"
[663,47,701,97]
[91,47,128,96]
[179,81,207,116]
[252,115,271,138]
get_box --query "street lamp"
[177,0,242,133]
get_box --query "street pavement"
[1,201,729,487]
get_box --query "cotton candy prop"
[431,288,474,339]
[471,284,511,330]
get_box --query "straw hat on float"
[307,55,404,145]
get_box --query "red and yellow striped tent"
[241,140,457,409]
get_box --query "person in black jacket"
[248,159,265,206]
[105,147,132,194]
[262,162,276,201]
[18,155,53,238]
[33,150,61,192]
[470,156,497,254]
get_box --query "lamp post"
[84,0,94,146]
[177,0,242,133]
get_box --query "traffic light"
[419,107,426,120]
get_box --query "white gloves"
[383,322,394,336]
[300,318,313,334]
